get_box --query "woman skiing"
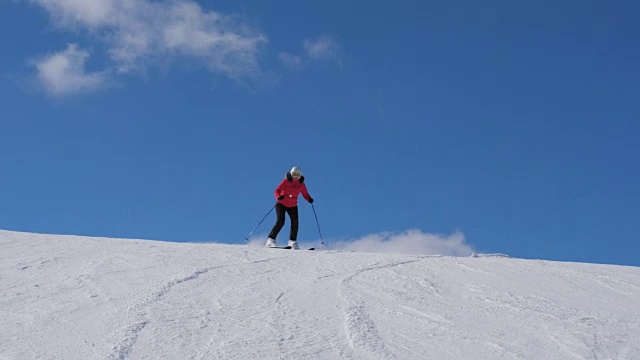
[265,166,314,249]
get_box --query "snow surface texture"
[1,230,639,360]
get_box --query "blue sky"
[1,0,639,266]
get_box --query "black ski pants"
[268,203,299,241]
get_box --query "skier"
[265,166,314,249]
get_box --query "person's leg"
[268,203,286,240]
[287,206,299,241]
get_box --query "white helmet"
[290,166,302,176]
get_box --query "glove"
[308,197,314,204]
[278,195,285,200]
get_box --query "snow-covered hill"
[1,230,639,359]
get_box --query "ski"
[267,246,315,250]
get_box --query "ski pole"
[311,203,324,245]
[245,204,276,241]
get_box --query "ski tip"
[308,247,315,250]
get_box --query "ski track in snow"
[2,230,640,359]
[108,265,222,360]
[116,253,299,359]
[338,258,424,359]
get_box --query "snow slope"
[1,230,639,359]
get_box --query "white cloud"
[303,35,339,61]
[330,230,474,256]
[278,52,303,71]
[34,43,106,96]
[33,0,117,28]
[31,0,267,81]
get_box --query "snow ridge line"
[108,266,220,360]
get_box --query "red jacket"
[275,175,312,208]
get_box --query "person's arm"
[301,184,313,203]
[275,179,286,200]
